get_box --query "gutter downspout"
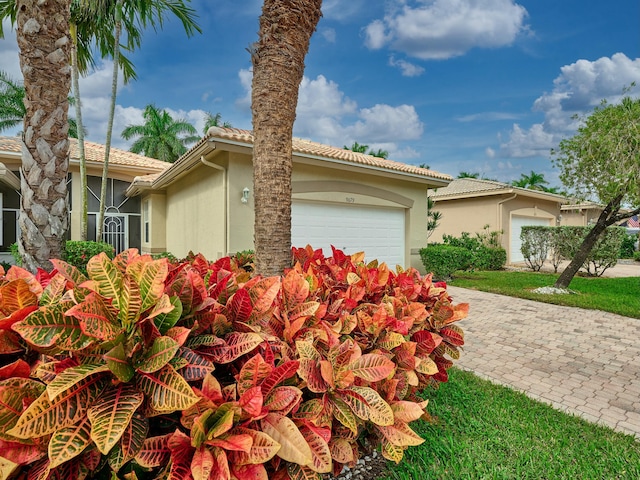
[200,154,229,258]
[497,192,517,262]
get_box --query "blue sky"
[1,0,639,187]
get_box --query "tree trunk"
[554,196,623,289]
[70,22,88,240]
[251,0,322,276]
[98,0,123,241]
[17,0,71,272]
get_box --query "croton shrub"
[0,246,467,480]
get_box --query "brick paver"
[447,286,640,439]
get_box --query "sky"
[1,0,639,188]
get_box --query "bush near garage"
[520,226,626,276]
[0,245,467,479]
[441,228,507,272]
[419,244,473,280]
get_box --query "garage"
[292,201,406,267]
[510,215,551,263]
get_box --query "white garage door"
[510,215,551,263]
[292,202,405,267]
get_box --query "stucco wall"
[561,209,601,226]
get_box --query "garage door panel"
[292,202,405,267]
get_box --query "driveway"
[447,285,640,439]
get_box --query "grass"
[449,270,640,318]
[382,368,640,480]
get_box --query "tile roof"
[430,177,567,201]
[0,136,170,172]
[203,127,452,181]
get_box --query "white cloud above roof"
[500,53,640,158]
[365,0,529,60]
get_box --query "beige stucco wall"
[430,193,562,263]
[140,193,167,254]
[561,208,601,226]
[158,150,432,272]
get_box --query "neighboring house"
[126,127,452,271]
[560,202,604,226]
[0,136,170,264]
[428,178,568,264]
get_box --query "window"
[143,200,150,244]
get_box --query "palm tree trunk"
[554,195,623,289]
[98,0,123,241]
[251,0,322,276]
[70,22,88,241]
[16,0,71,272]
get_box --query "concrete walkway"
[447,286,640,440]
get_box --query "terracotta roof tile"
[430,178,568,201]
[0,136,170,172]
[203,127,452,181]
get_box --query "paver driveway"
[447,286,640,439]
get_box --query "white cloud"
[389,56,425,77]
[320,28,337,43]
[500,53,640,158]
[0,20,21,80]
[365,0,529,60]
[457,111,521,122]
[321,0,366,21]
[485,147,496,158]
[236,70,424,160]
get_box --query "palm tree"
[457,171,480,178]
[344,141,368,154]
[203,111,232,134]
[94,0,201,240]
[426,196,442,239]
[0,70,81,137]
[511,170,550,191]
[369,148,388,159]
[15,0,71,272]
[121,104,199,162]
[251,0,322,275]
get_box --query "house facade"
[0,136,170,264]
[429,178,568,264]
[127,127,452,271]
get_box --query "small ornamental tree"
[552,95,640,289]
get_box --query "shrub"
[0,246,467,478]
[151,251,179,263]
[9,242,20,266]
[420,244,473,280]
[520,226,550,272]
[620,234,637,259]
[634,251,640,261]
[442,230,506,271]
[64,240,115,274]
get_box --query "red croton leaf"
[260,360,300,397]
[228,288,253,323]
[0,359,31,379]
[238,386,264,418]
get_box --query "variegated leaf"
[391,400,427,423]
[229,288,253,322]
[228,427,280,466]
[348,354,395,382]
[264,386,303,415]
[0,376,49,422]
[230,464,268,480]
[66,292,121,342]
[377,331,406,351]
[12,303,96,352]
[136,365,199,413]
[328,438,354,464]
[39,274,69,306]
[126,259,169,313]
[50,259,88,286]
[281,271,309,309]
[247,276,280,316]
[239,386,263,418]
[134,433,172,468]
[48,417,92,468]
[376,421,424,447]
[300,426,332,473]
[349,386,394,426]
[7,376,104,439]
[136,336,180,374]
[380,439,404,463]
[47,363,109,400]
[236,354,272,396]
[0,438,46,465]
[0,279,38,317]
[261,413,312,465]
[117,275,142,329]
[153,296,183,334]
[207,332,263,364]
[191,446,214,480]
[87,384,144,454]
[86,253,124,307]
[330,396,358,435]
[175,347,214,381]
[260,360,300,396]
[287,463,322,480]
[415,356,439,375]
[104,343,135,382]
[107,413,149,471]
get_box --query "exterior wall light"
[241,187,250,204]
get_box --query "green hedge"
[10,241,115,274]
[442,231,507,271]
[420,245,473,280]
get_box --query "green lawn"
[383,369,640,480]
[449,270,640,318]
